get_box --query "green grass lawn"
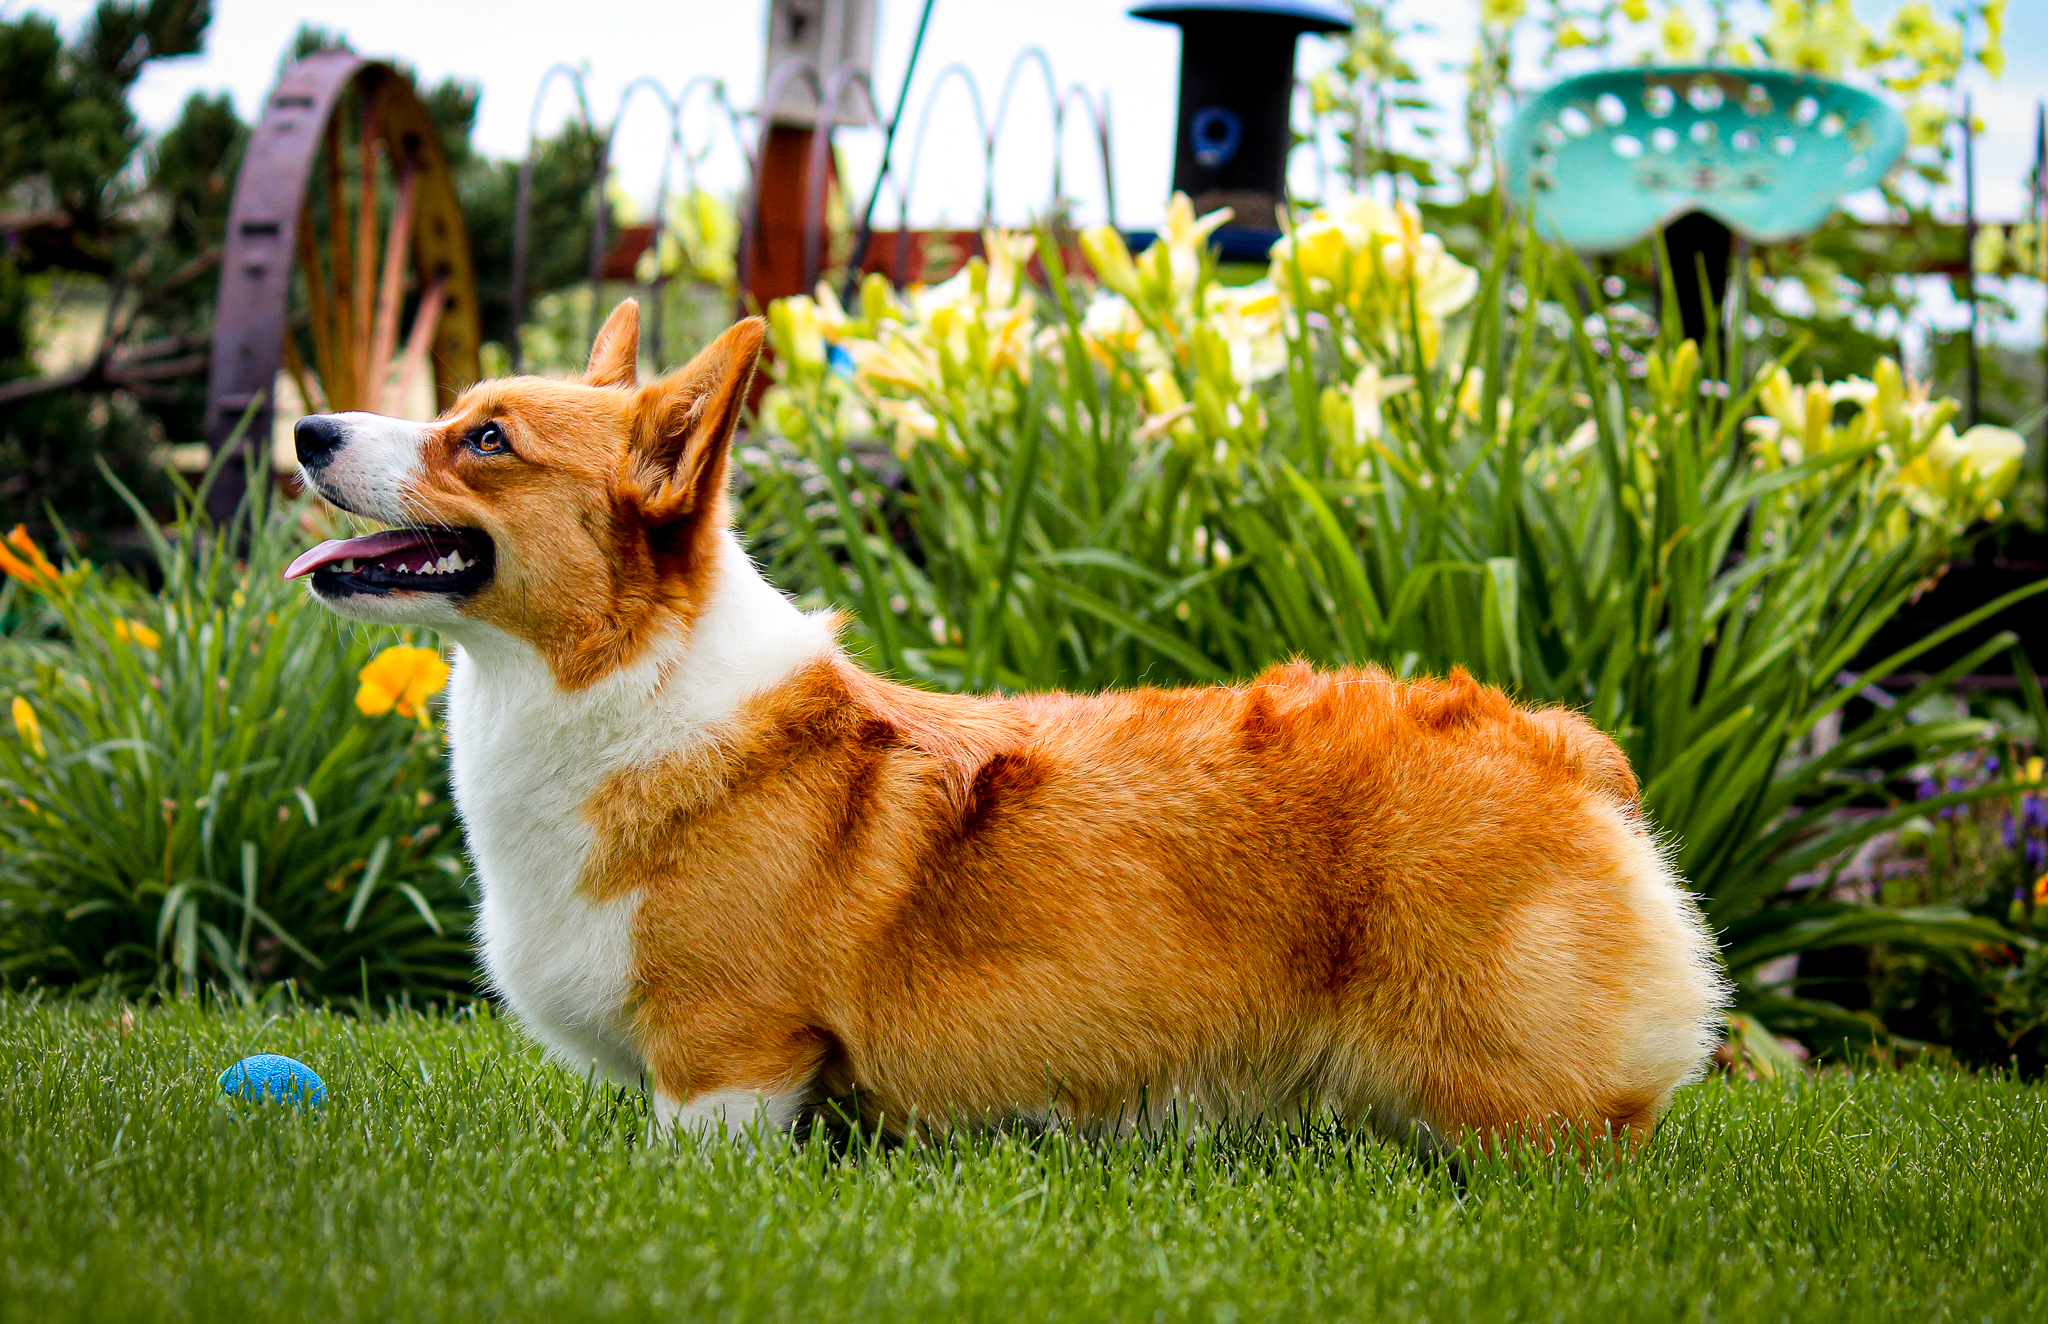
[2,995,2044,1323]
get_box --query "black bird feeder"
[1131,0,1352,256]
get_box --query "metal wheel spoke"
[368,163,420,412]
[206,53,480,522]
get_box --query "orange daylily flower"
[0,525,59,593]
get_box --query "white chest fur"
[442,534,837,1088]
[450,674,643,1084]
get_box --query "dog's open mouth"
[284,528,495,597]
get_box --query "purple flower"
[1916,779,1940,801]
[1986,756,2001,774]
[2024,795,2048,831]
[2029,839,2047,873]
[2004,818,2018,848]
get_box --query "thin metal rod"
[841,0,939,306]
[1963,93,1980,428]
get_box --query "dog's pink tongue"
[284,530,433,580]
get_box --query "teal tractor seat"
[1503,66,1906,253]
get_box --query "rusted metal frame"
[393,273,449,416]
[367,161,421,412]
[801,66,882,292]
[734,59,825,316]
[509,63,594,372]
[207,53,483,525]
[372,74,482,411]
[353,95,382,403]
[295,197,336,403]
[323,111,356,409]
[204,50,369,524]
[280,332,326,416]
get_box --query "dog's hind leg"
[652,1086,810,1146]
[640,1011,831,1149]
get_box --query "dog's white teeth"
[338,559,356,572]
[446,551,467,571]
[436,553,455,572]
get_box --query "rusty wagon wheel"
[204,51,481,524]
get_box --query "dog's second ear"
[627,317,766,527]
[586,300,641,388]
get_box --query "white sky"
[10,0,2046,339]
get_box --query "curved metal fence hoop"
[502,48,1120,341]
[673,75,751,192]
[1052,84,1118,232]
[896,63,992,239]
[987,48,1064,224]
[510,62,594,370]
[589,76,681,344]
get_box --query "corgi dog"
[286,301,1727,1148]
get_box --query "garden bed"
[3,995,2044,1324]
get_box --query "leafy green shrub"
[0,472,471,1004]
[744,202,2046,1053]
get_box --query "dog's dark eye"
[466,421,512,456]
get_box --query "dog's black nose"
[294,414,346,467]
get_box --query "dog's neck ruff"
[444,531,837,1084]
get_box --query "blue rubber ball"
[219,1054,326,1107]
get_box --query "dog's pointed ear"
[628,317,765,526]
[585,299,641,388]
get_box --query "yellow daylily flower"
[871,398,943,457]
[1203,282,1288,383]
[1138,370,1199,447]
[12,696,44,759]
[1268,195,1477,359]
[1079,225,1141,301]
[1143,193,1233,309]
[356,645,449,727]
[1899,424,2026,518]
[112,619,162,649]
[768,293,832,375]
